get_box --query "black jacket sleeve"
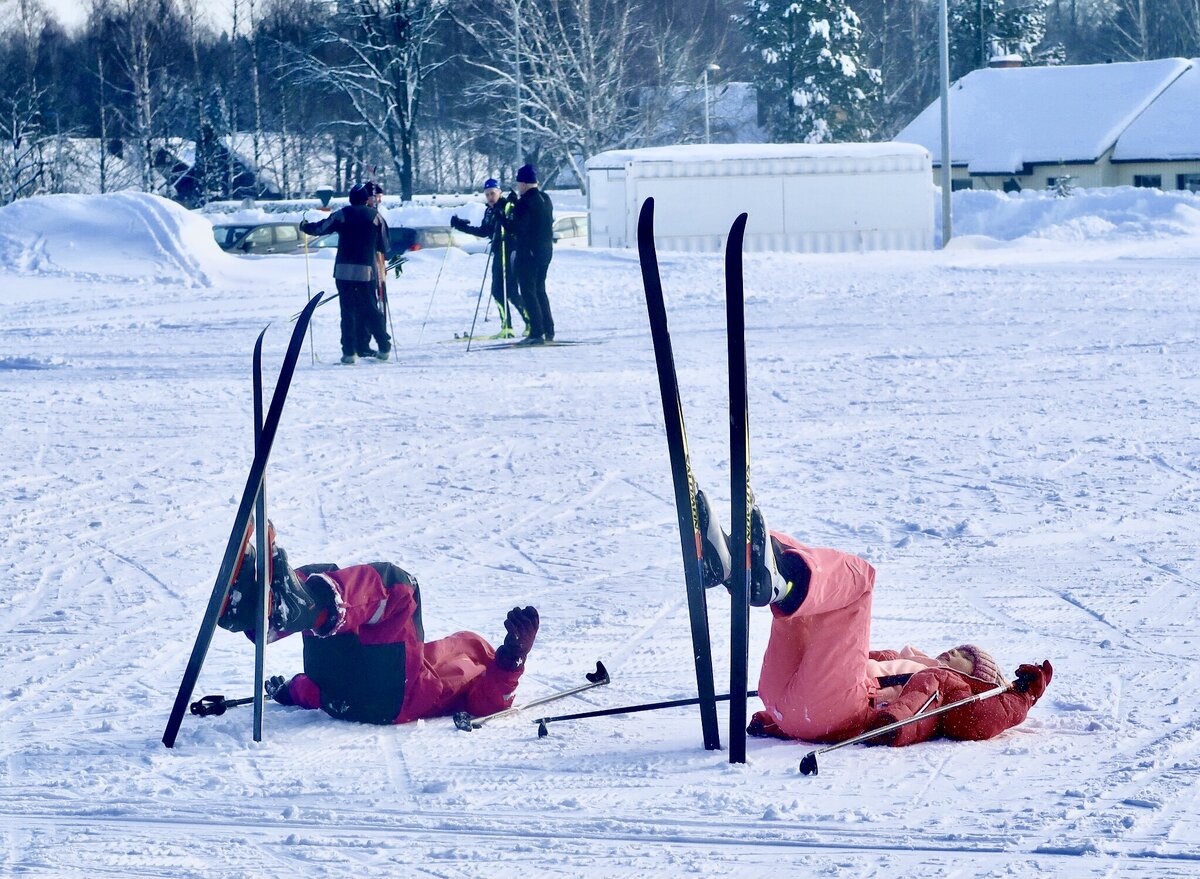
[300,211,340,237]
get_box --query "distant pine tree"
[739,0,880,143]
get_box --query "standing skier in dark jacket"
[300,184,391,364]
[496,164,555,344]
[451,178,526,337]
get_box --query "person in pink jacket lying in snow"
[694,490,1053,746]
[216,527,538,726]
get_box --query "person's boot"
[696,489,732,590]
[218,548,261,633]
[340,353,357,365]
[749,503,790,607]
[267,546,325,634]
[495,606,539,670]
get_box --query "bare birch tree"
[458,0,653,190]
[288,0,449,200]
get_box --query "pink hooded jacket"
[753,535,1051,745]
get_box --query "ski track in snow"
[2,198,1200,876]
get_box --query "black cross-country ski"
[472,339,598,351]
[162,291,324,749]
[251,338,269,743]
[637,197,721,751]
[725,212,751,764]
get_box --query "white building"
[585,143,934,253]
[895,58,1200,193]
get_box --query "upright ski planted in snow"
[162,291,324,749]
[725,212,751,764]
[252,339,269,743]
[637,197,721,751]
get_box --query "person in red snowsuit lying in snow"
[694,490,1053,746]
[216,529,538,726]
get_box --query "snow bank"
[0,192,231,286]
[946,185,1200,244]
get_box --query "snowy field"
[2,188,1200,878]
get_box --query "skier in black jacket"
[300,184,391,364]
[496,164,556,344]
[450,178,526,336]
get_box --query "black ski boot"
[749,503,789,607]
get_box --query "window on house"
[1178,174,1200,193]
[1003,178,1022,193]
[1133,174,1162,189]
[951,179,973,191]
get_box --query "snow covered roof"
[1113,59,1200,161]
[586,142,928,170]
[894,58,1193,174]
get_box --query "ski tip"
[452,711,474,732]
[638,197,655,232]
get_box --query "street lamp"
[703,63,720,144]
[514,0,523,167]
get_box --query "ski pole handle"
[190,695,254,717]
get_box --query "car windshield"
[213,226,252,248]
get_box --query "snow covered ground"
[2,188,1199,878]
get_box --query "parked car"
[552,212,589,247]
[303,224,471,261]
[212,222,308,255]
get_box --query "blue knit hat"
[516,164,537,184]
[483,178,500,191]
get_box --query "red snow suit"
[278,563,524,725]
[753,535,1051,745]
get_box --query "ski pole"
[798,683,1010,776]
[301,212,318,364]
[381,280,398,361]
[190,694,254,717]
[534,689,760,737]
[454,660,609,731]
[289,292,337,322]
[464,249,494,352]
[416,238,453,346]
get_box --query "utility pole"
[514,0,522,168]
[939,0,953,246]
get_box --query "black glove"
[495,606,539,670]
[299,220,312,234]
[265,674,294,706]
[450,215,463,230]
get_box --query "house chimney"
[988,53,1023,69]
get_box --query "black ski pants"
[516,252,554,340]
[491,247,524,329]
[336,279,390,357]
